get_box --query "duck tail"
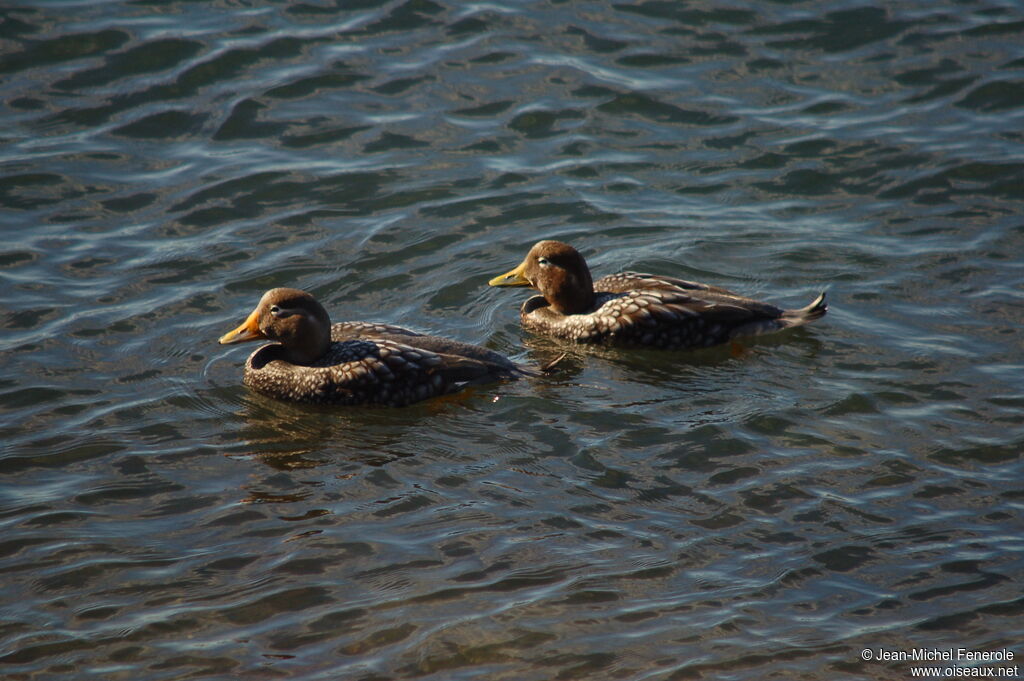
[779,291,828,328]
[512,352,567,378]
[539,352,568,373]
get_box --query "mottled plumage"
[489,240,827,349]
[219,288,527,406]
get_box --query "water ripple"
[1,0,1023,679]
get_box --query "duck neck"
[280,308,332,365]
[548,268,595,315]
[284,331,330,365]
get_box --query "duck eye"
[270,305,281,316]
[537,257,551,266]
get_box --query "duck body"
[490,241,827,350]
[220,289,526,406]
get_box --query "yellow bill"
[488,261,531,287]
[218,308,265,344]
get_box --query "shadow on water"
[225,387,505,469]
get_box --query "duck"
[488,240,827,350]
[219,288,532,406]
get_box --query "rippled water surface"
[2,1,1023,679]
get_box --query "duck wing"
[589,287,826,346]
[330,321,425,340]
[332,321,535,377]
[595,271,742,297]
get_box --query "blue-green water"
[2,1,1022,679]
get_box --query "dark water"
[2,1,1023,679]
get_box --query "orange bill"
[218,308,265,344]
[488,260,530,287]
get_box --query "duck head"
[489,240,596,314]
[219,287,331,364]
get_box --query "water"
[2,1,1023,679]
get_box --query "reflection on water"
[2,1,1023,679]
